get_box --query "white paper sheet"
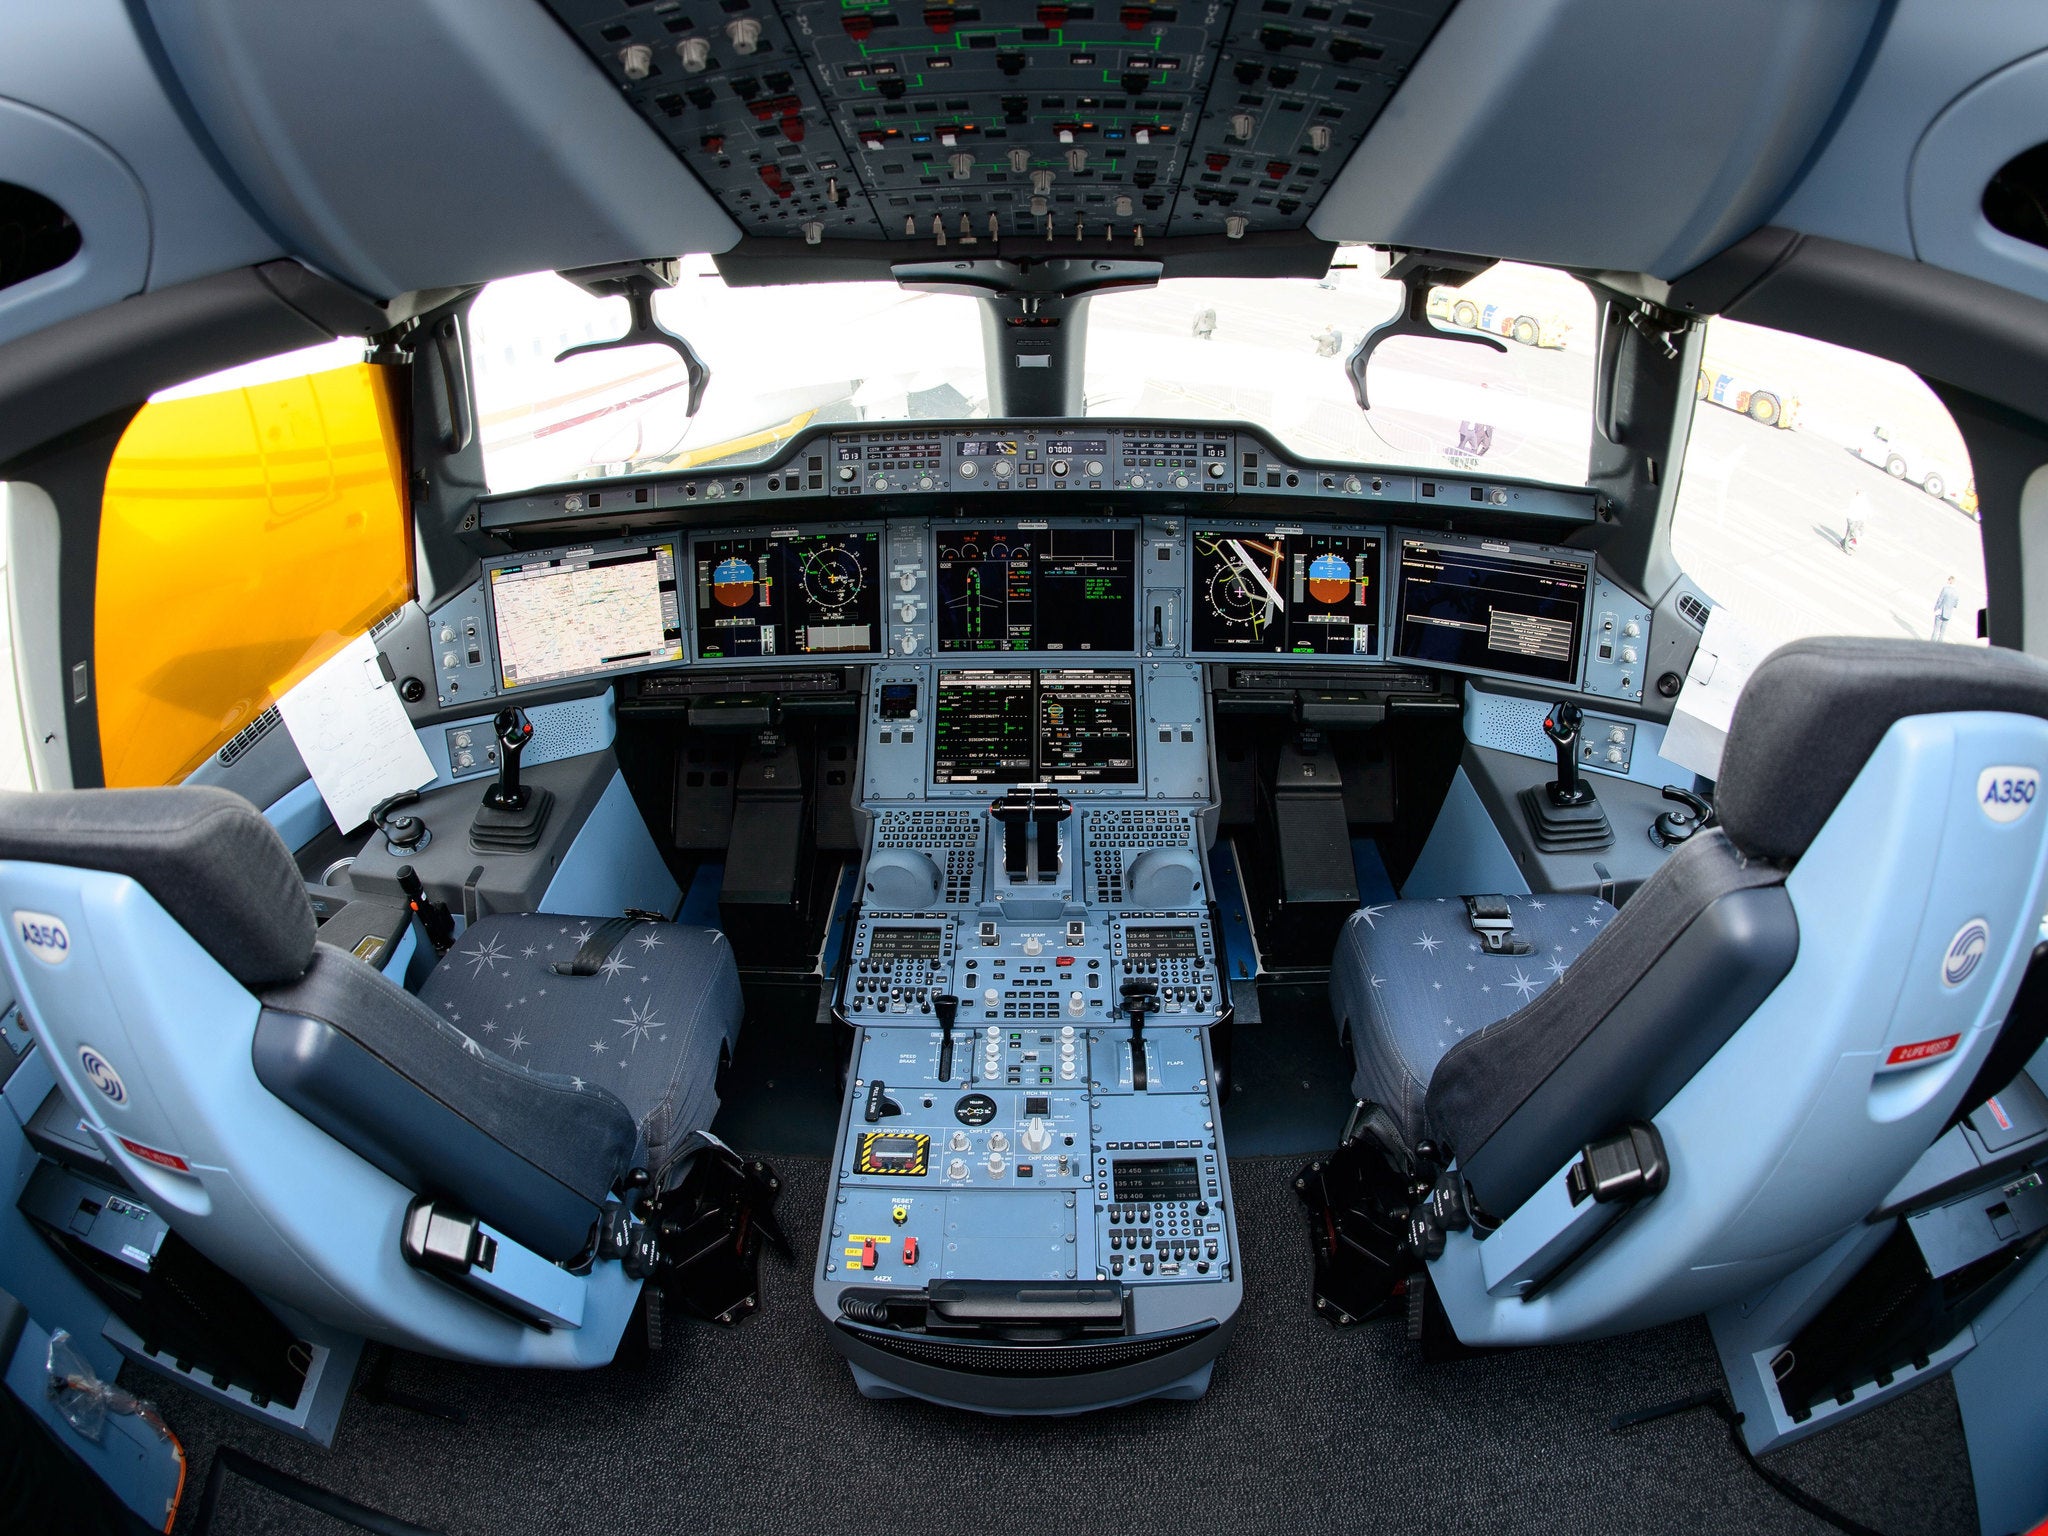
[1659,605,1781,781]
[275,632,435,832]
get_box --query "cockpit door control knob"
[1021,1116,1054,1154]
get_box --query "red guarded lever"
[860,1238,878,1269]
[925,6,955,34]
[902,1236,920,1265]
[1038,3,1069,25]
[843,14,874,41]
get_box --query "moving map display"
[692,530,881,659]
[489,538,683,690]
[1189,529,1383,656]
[934,527,1136,652]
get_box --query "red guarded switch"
[1205,153,1229,172]
[902,1236,920,1266]
[925,6,955,34]
[759,165,794,198]
[781,110,805,142]
[843,14,874,41]
[1038,3,1069,25]
[1120,5,1150,30]
[1266,160,1291,180]
[860,1238,878,1270]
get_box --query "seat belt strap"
[551,910,668,975]
[1465,894,1533,955]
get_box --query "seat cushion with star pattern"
[414,914,743,1169]
[1330,892,1615,1152]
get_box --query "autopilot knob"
[1021,1115,1054,1154]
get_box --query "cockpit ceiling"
[541,0,1455,246]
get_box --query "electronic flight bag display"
[934,526,1137,652]
[692,530,882,659]
[1389,535,1591,685]
[1189,529,1382,656]
[488,537,684,690]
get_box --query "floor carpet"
[147,1153,1977,1536]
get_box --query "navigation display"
[1189,529,1382,656]
[691,530,881,659]
[934,526,1136,653]
[932,669,1139,785]
[489,539,683,690]
[1390,536,1590,685]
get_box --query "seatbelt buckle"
[1465,895,1532,955]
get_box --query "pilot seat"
[0,785,756,1376]
[1317,637,2048,1356]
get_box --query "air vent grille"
[216,707,281,768]
[1677,593,1711,629]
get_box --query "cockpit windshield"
[468,260,988,492]
[1084,258,1598,484]
[469,255,1599,493]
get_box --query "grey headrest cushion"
[0,786,316,988]
[1717,637,2048,862]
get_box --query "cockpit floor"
[145,1155,1975,1536]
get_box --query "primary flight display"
[691,530,882,659]
[1189,529,1382,656]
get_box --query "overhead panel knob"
[678,36,712,72]
[950,152,975,180]
[726,17,762,52]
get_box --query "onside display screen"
[932,669,1139,785]
[1189,528,1382,656]
[1390,537,1590,685]
[934,526,1136,653]
[488,539,683,690]
[691,530,881,659]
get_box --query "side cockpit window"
[94,342,413,786]
[1671,319,1984,645]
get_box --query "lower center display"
[932,668,1138,785]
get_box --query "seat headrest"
[0,786,315,989]
[1717,637,2048,862]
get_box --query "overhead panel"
[539,0,1455,246]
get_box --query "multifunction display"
[691,530,881,659]
[935,526,1136,653]
[488,539,683,690]
[1038,670,1138,784]
[1189,529,1383,656]
[932,669,1139,785]
[1390,537,1590,685]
